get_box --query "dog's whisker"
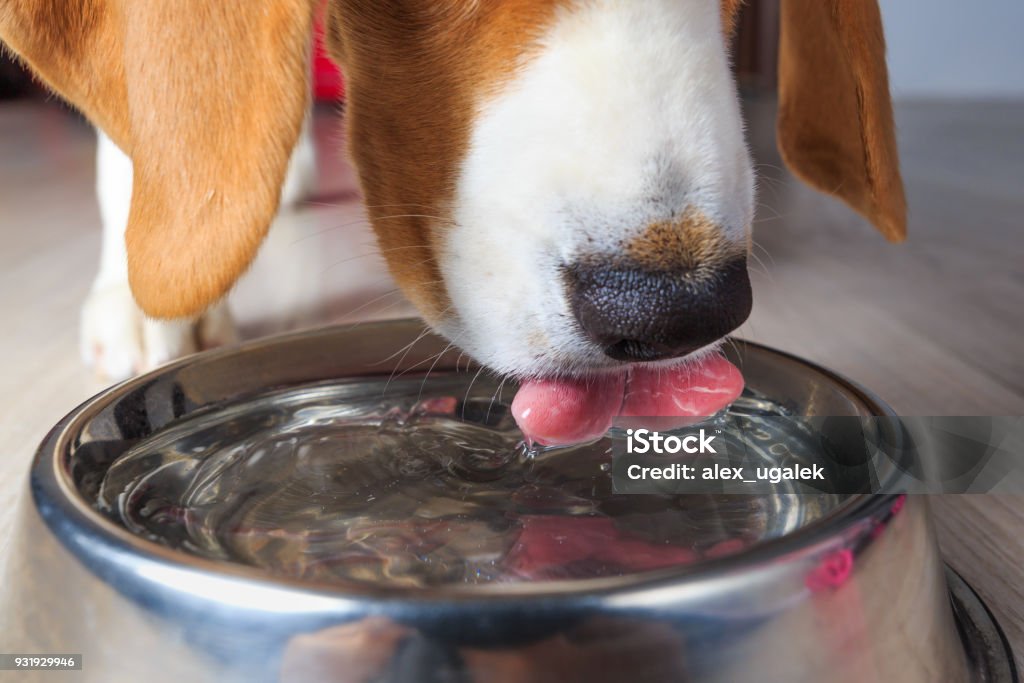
[754,178,783,204]
[417,342,455,402]
[376,325,434,369]
[382,328,434,395]
[292,212,452,246]
[724,337,745,372]
[751,239,775,264]
[752,201,786,222]
[369,213,450,222]
[486,375,508,424]
[747,250,776,287]
[334,288,407,322]
[318,251,384,271]
[461,366,487,420]
[386,349,454,388]
[289,218,374,245]
[381,305,454,391]
[360,202,446,211]
[319,244,438,272]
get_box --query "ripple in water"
[96,375,844,588]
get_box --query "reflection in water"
[96,375,845,588]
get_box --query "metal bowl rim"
[32,319,904,605]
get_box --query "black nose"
[564,257,752,362]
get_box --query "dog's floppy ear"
[777,0,907,242]
[1,0,314,317]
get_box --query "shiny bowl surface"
[1,319,1015,683]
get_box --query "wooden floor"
[1,97,1021,667]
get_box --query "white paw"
[80,285,237,382]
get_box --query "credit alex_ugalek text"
[622,428,826,484]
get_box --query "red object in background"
[313,19,344,101]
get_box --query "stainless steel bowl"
[1,320,1015,682]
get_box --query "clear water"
[96,374,846,589]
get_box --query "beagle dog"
[1,0,905,425]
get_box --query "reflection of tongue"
[511,355,743,446]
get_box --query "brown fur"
[2,0,314,318]
[324,1,572,323]
[626,208,745,274]
[1,0,128,140]
[28,0,102,61]
[720,0,744,37]
[777,0,907,242]
[0,0,904,321]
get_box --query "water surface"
[97,375,845,588]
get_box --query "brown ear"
[777,0,907,242]
[1,0,313,317]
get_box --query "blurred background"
[1,0,1022,668]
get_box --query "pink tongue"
[511,356,743,446]
[509,373,626,447]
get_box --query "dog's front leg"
[80,114,318,381]
[79,130,238,381]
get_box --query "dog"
[1,0,905,408]
[79,124,316,380]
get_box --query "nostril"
[604,339,669,362]
[564,256,752,361]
